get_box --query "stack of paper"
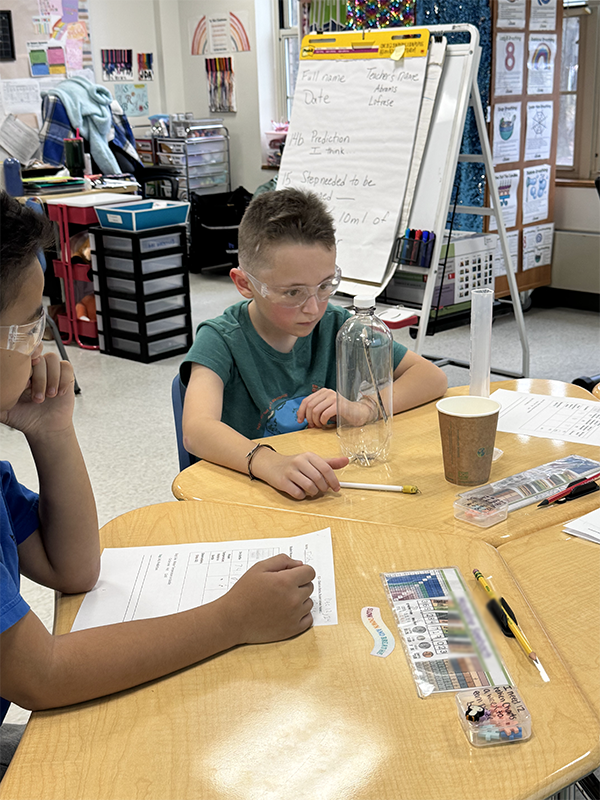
[563,507,600,544]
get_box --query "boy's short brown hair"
[0,192,55,313]
[238,189,335,273]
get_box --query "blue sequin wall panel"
[417,0,492,231]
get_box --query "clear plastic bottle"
[336,295,393,465]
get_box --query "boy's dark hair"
[238,189,335,273]
[0,192,55,312]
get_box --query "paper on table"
[491,389,600,446]
[563,507,600,545]
[72,528,337,632]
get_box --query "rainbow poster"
[191,11,251,55]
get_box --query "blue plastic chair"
[171,374,198,471]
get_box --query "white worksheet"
[491,389,600,446]
[72,528,337,631]
[564,507,600,545]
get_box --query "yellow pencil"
[473,569,537,662]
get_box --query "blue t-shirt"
[0,461,39,724]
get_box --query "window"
[556,16,579,167]
[556,3,600,179]
[277,0,300,121]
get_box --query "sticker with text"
[361,606,395,657]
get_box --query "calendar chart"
[382,568,511,697]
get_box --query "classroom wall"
[552,185,600,294]
[87,0,162,132]
[175,0,269,193]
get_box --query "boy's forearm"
[26,425,100,590]
[392,361,447,413]
[185,418,261,476]
[6,600,239,711]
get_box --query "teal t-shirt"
[180,301,407,440]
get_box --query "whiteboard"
[278,52,428,285]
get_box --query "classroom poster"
[524,101,553,161]
[527,34,557,95]
[494,33,524,96]
[190,12,251,55]
[138,53,153,81]
[522,223,554,270]
[61,0,79,23]
[490,169,520,231]
[522,164,550,224]
[1,79,42,115]
[494,229,519,277]
[493,102,521,164]
[497,0,526,29]
[27,40,66,76]
[38,0,62,14]
[530,0,557,32]
[65,37,83,73]
[208,14,230,53]
[101,49,133,81]
[114,83,149,116]
[32,16,53,35]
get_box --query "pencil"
[537,471,600,506]
[339,482,419,493]
[473,569,537,662]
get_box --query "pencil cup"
[436,396,500,486]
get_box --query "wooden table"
[498,523,600,717]
[173,379,600,547]
[2,501,598,800]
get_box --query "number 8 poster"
[494,32,525,96]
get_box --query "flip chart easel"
[279,24,529,378]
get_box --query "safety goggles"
[242,264,342,308]
[0,307,47,356]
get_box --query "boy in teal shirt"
[181,189,447,499]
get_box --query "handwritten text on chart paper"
[278,55,427,283]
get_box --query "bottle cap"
[353,295,376,309]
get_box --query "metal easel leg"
[469,76,530,378]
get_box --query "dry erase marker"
[419,231,430,266]
[339,481,419,494]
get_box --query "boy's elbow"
[55,560,100,595]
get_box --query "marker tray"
[456,685,531,747]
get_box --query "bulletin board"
[487,0,562,297]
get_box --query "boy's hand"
[297,390,378,429]
[253,448,349,499]
[223,554,316,643]
[297,389,337,428]
[0,353,75,438]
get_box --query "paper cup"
[436,396,501,486]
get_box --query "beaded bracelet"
[246,442,276,480]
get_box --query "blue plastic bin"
[95,201,190,232]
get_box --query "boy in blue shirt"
[0,193,315,777]
[181,189,447,499]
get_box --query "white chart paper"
[530,0,557,32]
[279,56,427,284]
[525,101,553,161]
[527,34,557,95]
[493,102,521,164]
[490,169,520,232]
[494,228,519,276]
[522,223,554,271]
[523,163,550,224]
[497,0,526,29]
[491,389,600,446]
[73,529,338,632]
[495,33,525,96]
